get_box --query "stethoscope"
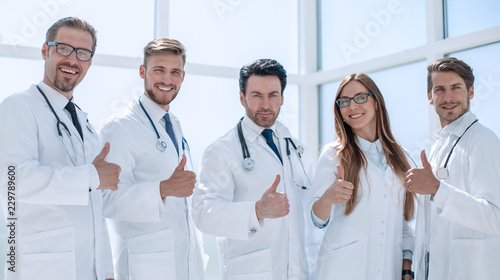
[138,98,193,168]
[237,118,312,190]
[435,119,478,180]
[36,85,94,166]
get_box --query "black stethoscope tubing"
[436,119,478,179]
[36,85,72,137]
[237,118,310,189]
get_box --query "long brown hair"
[333,73,415,221]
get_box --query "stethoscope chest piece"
[156,139,167,152]
[297,145,304,155]
[436,167,449,180]
[243,157,254,171]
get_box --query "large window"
[0,0,155,56]
[168,0,300,73]
[446,0,500,38]
[449,42,500,137]
[319,0,426,69]
[1,1,500,279]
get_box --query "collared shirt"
[242,115,280,147]
[357,136,388,172]
[140,94,168,128]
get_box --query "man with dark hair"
[405,57,500,279]
[0,17,119,280]
[100,38,206,280]
[193,59,320,279]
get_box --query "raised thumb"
[96,142,110,161]
[176,154,187,171]
[420,149,431,169]
[336,164,345,180]
[266,174,281,193]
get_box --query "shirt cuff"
[311,209,330,229]
[431,181,450,209]
[402,249,413,261]
[249,202,264,233]
[89,164,100,191]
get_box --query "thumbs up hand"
[255,175,290,220]
[312,165,354,221]
[323,165,355,205]
[93,142,121,191]
[404,150,440,195]
[160,155,197,198]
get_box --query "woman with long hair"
[309,73,416,280]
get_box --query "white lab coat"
[0,83,113,280]
[192,116,321,280]
[100,97,206,280]
[308,142,415,280]
[414,112,500,280]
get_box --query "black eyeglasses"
[47,41,94,61]
[336,93,374,108]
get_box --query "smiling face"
[42,26,93,98]
[428,71,473,128]
[140,52,185,110]
[240,75,284,128]
[338,80,378,141]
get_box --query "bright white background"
[1,0,499,279]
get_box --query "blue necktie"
[163,113,179,155]
[65,101,83,140]
[261,129,282,164]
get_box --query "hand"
[160,155,196,198]
[323,165,354,205]
[93,142,121,191]
[404,150,440,195]
[255,175,289,220]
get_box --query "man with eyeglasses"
[0,17,118,280]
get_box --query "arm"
[192,144,264,240]
[307,146,352,228]
[405,133,500,233]
[434,133,500,233]
[100,121,164,222]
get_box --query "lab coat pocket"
[226,248,273,280]
[128,228,175,280]
[449,238,484,279]
[129,252,175,280]
[21,252,76,279]
[20,226,76,280]
[317,224,367,279]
